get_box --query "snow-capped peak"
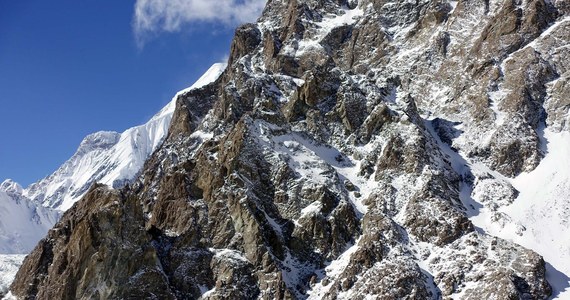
[0,61,227,299]
[0,63,226,258]
[0,180,23,197]
[76,131,121,155]
[13,62,226,211]
[175,62,227,97]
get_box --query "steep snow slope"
[21,63,227,211]
[510,130,570,298]
[0,189,59,254]
[443,15,570,298]
[176,62,228,95]
[471,130,570,298]
[0,255,24,298]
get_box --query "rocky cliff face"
[9,0,570,299]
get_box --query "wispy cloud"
[133,0,267,47]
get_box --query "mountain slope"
[8,0,570,299]
[0,255,24,298]
[478,129,570,297]
[19,63,227,211]
[0,182,59,254]
[0,63,225,250]
[0,63,226,298]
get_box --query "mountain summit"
[7,0,570,299]
[0,63,226,297]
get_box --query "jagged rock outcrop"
[10,0,570,299]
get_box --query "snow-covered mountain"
[0,62,226,242]
[0,255,24,298]
[0,63,226,298]
[20,63,226,211]
[5,62,226,212]
[5,0,570,299]
[475,129,570,296]
[0,181,58,298]
[0,181,59,254]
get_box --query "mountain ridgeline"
[8,0,570,299]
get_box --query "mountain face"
[0,63,224,254]
[19,66,196,211]
[0,181,59,254]
[8,0,570,299]
[0,183,57,297]
[2,63,226,213]
[0,64,226,298]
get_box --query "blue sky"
[0,0,264,186]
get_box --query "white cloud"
[133,0,267,46]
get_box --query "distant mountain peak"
[15,63,226,211]
[0,179,23,197]
[0,62,227,297]
[76,131,121,154]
